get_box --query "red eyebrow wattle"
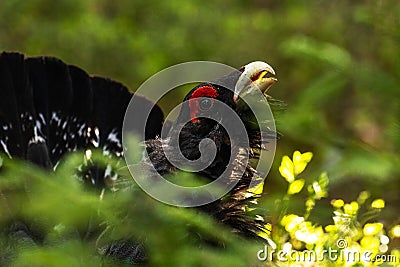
[190,85,218,99]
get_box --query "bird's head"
[167,61,277,179]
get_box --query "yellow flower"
[363,223,383,236]
[279,155,295,182]
[343,201,359,215]
[287,179,305,195]
[371,199,385,209]
[331,199,344,208]
[281,214,304,232]
[391,225,400,238]
[293,151,313,175]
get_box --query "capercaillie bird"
[0,51,277,264]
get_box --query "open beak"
[234,61,277,102]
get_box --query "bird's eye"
[199,98,213,111]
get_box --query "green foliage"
[0,152,262,266]
[3,148,398,266]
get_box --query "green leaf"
[280,35,352,71]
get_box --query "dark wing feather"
[0,52,165,185]
[0,52,33,159]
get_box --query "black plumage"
[0,52,164,184]
[0,52,277,264]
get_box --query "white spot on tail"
[0,140,12,158]
[28,135,46,145]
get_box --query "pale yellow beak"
[234,61,277,102]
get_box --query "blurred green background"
[0,0,398,225]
